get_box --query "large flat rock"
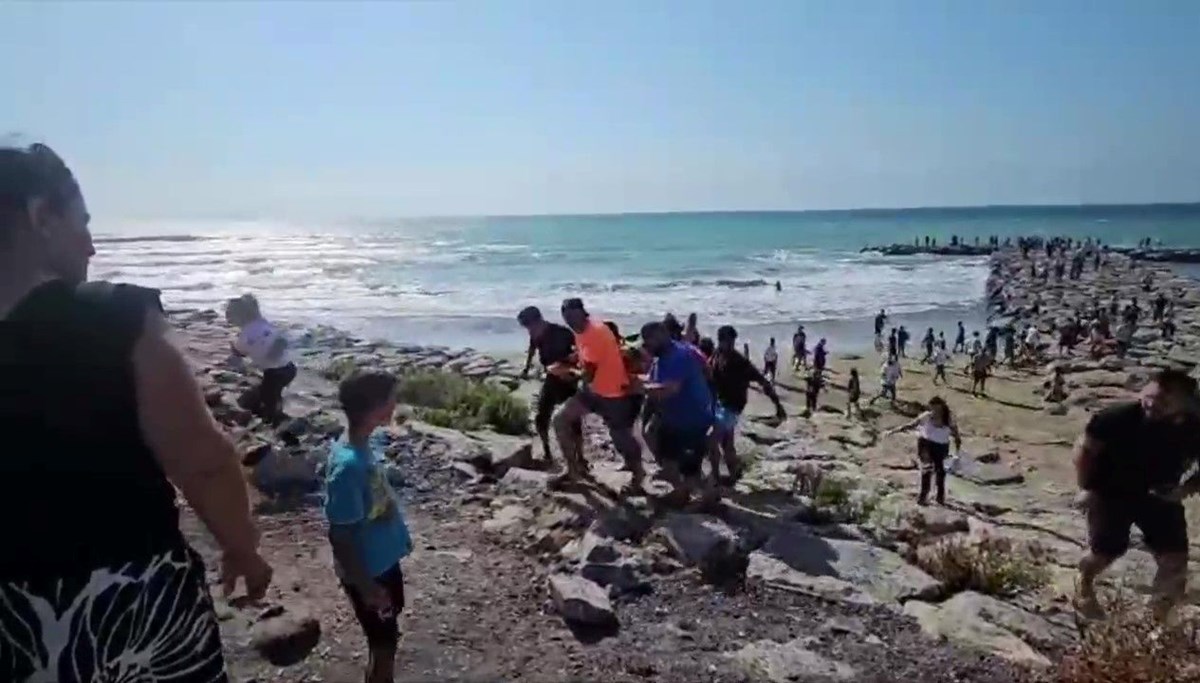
[748,523,942,604]
[731,637,857,682]
[903,592,1056,667]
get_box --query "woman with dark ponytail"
[0,143,270,682]
[885,396,962,506]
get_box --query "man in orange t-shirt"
[554,298,644,490]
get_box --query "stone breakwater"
[985,247,1200,400]
[865,242,1200,264]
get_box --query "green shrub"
[396,370,530,435]
[916,533,1049,597]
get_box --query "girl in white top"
[226,294,296,423]
[886,396,961,506]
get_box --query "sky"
[3,0,1199,220]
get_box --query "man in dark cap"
[518,306,579,464]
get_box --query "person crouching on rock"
[711,325,786,484]
[518,306,579,466]
[1073,370,1200,622]
[642,321,717,507]
[555,298,645,492]
[327,372,413,683]
[886,397,961,506]
[226,293,296,424]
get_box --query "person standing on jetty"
[1073,370,1200,621]
[518,306,579,465]
[0,143,271,680]
[710,326,786,483]
[886,397,961,506]
[554,298,644,491]
[326,372,413,683]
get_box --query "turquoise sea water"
[92,204,1200,353]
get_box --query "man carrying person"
[554,298,644,492]
[641,321,717,506]
[518,306,579,466]
[710,325,786,484]
[1073,370,1200,622]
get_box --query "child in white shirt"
[226,294,296,423]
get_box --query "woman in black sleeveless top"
[0,144,272,682]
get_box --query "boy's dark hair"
[1,143,80,239]
[338,371,398,425]
[517,306,542,326]
[1153,368,1198,397]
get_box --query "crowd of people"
[5,140,1199,682]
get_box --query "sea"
[91,204,1200,356]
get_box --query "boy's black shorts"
[342,564,406,648]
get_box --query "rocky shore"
[170,244,1200,682]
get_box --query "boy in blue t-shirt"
[326,371,412,683]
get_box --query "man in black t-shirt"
[1073,369,1200,621]
[711,326,786,483]
[518,306,579,464]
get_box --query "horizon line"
[107,199,1200,225]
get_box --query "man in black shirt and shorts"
[1073,369,1200,621]
[711,326,786,483]
[519,306,579,465]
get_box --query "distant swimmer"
[775,280,782,292]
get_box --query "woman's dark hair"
[928,396,952,424]
[1153,368,1198,397]
[0,143,79,237]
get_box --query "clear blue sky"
[3,0,1198,219]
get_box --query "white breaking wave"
[88,226,988,344]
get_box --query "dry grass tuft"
[916,532,1049,597]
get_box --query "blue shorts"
[714,404,740,435]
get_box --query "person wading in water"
[0,143,271,681]
[1073,369,1200,622]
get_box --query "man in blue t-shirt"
[326,372,412,683]
[641,321,715,506]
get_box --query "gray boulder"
[747,523,942,604]
[903,592,1056,667]
[731,638,857,682]
[547,574,617,628]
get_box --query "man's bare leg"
[1076,551,1116,618]
[553,397,588,479]
[1150,552,1188,622]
